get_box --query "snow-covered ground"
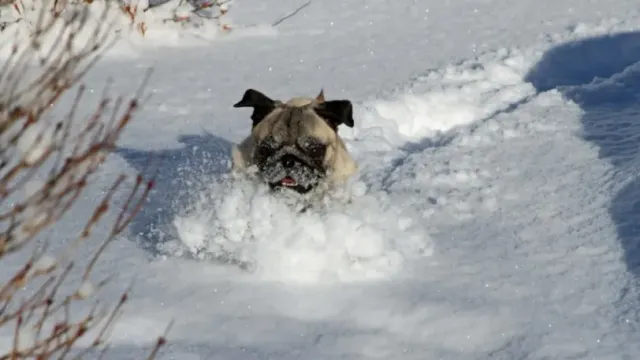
[4,0,640,358]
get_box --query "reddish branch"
[0,1,169,359]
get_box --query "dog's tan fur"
[231,90,357,186]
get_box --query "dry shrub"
[1,0,234,37]
[0,0,168,358]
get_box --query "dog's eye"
[257,142,275,156]
[303,142,326,158]
[256,137,280,157]
[257,143,272,156]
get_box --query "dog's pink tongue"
[281,176,297,186]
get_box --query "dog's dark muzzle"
[259,153,325,194]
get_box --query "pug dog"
[230,88,358,195]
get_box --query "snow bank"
[162,173,432,284]
[347,49,537,148]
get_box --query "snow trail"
[107,23,640,358]
[3,0,640,358]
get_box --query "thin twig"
[272,0,312,27]
[0,0,168,358]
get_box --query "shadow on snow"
[525,31,640,317]
[115,131,233,256]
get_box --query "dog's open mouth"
[269,176,313,194]
[280,176,297,187]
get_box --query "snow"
[14,328,35,353]
[76,280,96,299]
[31,254,58,273]
[15,120,55,166]
[3,0,640,358]
[166,175,432,283]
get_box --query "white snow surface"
[3,0,640,358]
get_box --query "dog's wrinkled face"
[253,132,327,193]
[233,88,355,194]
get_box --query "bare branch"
[272,0,312,27]
[0,0,171,358]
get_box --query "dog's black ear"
[314,100,354,130]
[233,89,276,125]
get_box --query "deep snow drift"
[3,0,640,359]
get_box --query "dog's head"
[233,88,354,194]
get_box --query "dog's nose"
[281,154,296,168]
